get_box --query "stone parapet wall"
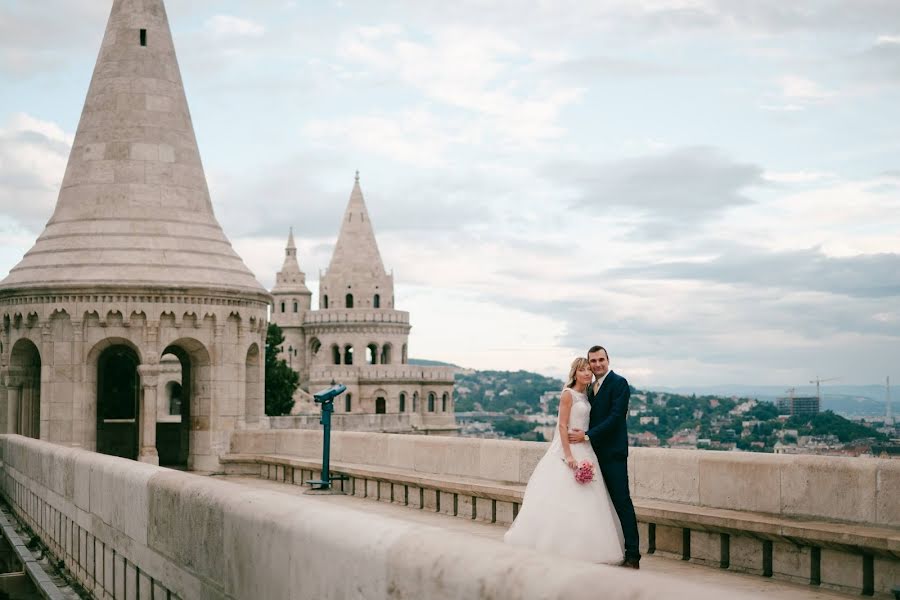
[310,364,456,384]
[302,308,410,325]
[0,434,748,600]
[230,430,899,526]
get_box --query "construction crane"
[809,376,841,403]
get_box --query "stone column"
[137,364,160,466]
[6,385,19,434]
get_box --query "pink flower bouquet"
[574,460,596,484]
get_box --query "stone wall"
[0,434,752,600]
[231,430,898,526]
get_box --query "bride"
[504,357,624,563]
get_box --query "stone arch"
[412,391,419,413]
[367,343,378,365]
[401,343,408,364]
[373,294,381,309]
[343,344,353,365]
[399,391,407,413]
[85,336,143,453]
[380,343,392,365]
[428,392,436,412]
[309,337,322,360]
[165,381,183,416]
[345,293,354,309]
[245,343,262,420]
[8,338,42,438]
[323,295,329,309]
[160,337,212,469]
[373,388,388,414]
[442,392,449,412]
[331,344,341,365]
[96,344,141,460]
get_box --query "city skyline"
[1,0,898,387]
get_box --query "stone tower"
[270,175,456,434]
[319,172,394,312]
[0,0,270,471]
[271,228,312,382]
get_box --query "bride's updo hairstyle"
[565,357,591,389]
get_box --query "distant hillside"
[454,369,563,413]
[408,358,460,368]
[652,384,892,417]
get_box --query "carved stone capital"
[137,364,161,388]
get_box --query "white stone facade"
[0,0,269,471]
[271,176,456,435]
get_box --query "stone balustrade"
[309,364,456,383]
[226,430,900,597]
[0,434,754,600]
[302,308,410,325]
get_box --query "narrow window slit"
[140,29,147,47]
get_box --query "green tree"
[265,323,299,416]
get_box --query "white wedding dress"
[504,388,625,563]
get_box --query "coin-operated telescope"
[306,384,347,492]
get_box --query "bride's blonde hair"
[565,357,591,390]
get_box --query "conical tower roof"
[0,0,267,299]
[325,172,387,279]
[273,228,311,295]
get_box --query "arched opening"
[345,393,352,413]
[367,343,378,365]
[380,344,392,365]
[166,381,183,415]
[399,392,407,413]
[97,345,140,460]
[293,300,298,313]
[401,344,408,364]
[332,344,341,365]
[343,344,353,365]
[280,301,285,313]
[373,294,381,308]
[309,338,321,362]
[428,392,436,412]
[375,397,386,414]
[245,343,262,421]
[442,392,449,412]
[158,339,211,469]
[323,295,329,309]
[345,293,354,308]
[8,338,41,438]
[412,391,419,413]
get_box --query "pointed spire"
[326,173,386,277]
[320,173,393,310]
[0,0,266,298]
[273,227,310,296]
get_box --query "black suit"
[586,370,640,562]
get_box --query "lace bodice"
[566,389,591,431]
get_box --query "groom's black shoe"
[618,558,640,570]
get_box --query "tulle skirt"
[504,439,625,564]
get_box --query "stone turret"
[0,0,269,471]
[271,228,312,381]
[319,173,394,311]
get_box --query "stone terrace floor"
[217,475,861,600]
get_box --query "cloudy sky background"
[1,0,899,388]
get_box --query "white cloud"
[0,113,72,232]
[204,15,266,38]
[778,75,835,101]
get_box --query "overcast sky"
[1,0,899,388]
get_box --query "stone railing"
[269,413,414,433]
[309,364,455,383]
[225,430,900,597]
[302,309,410,325]
[0,434,751,600]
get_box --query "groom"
[569,345,641,569]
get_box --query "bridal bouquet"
[574,460,596,484]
